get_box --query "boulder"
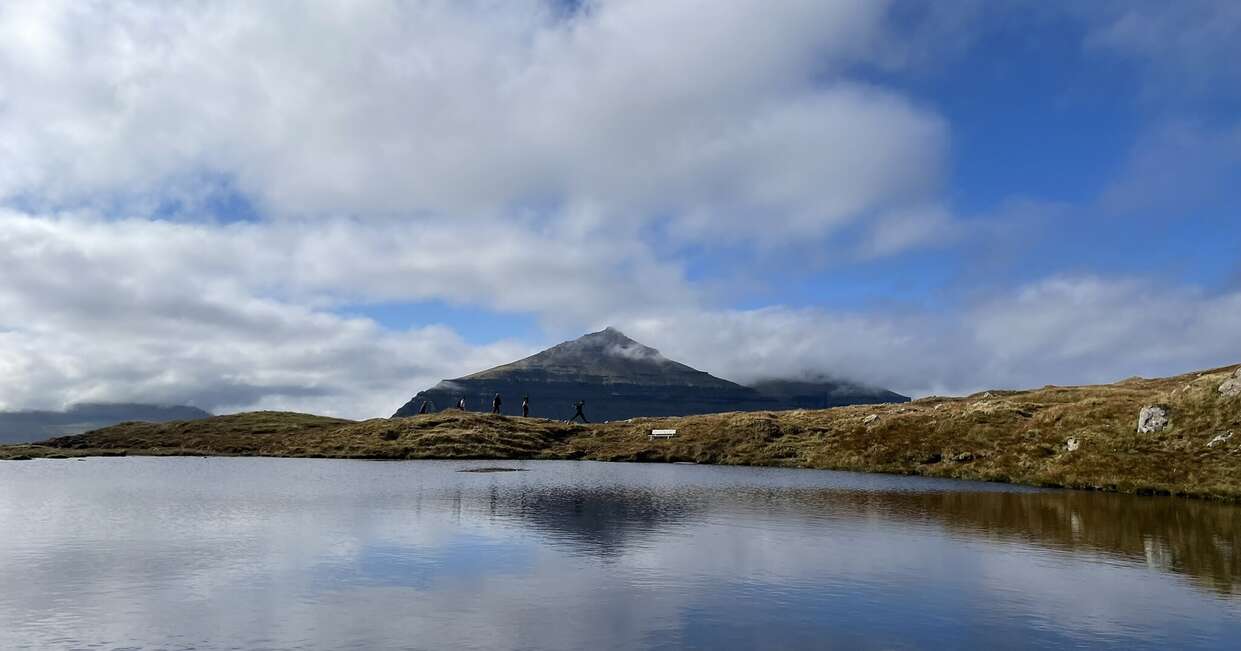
[1207,432,1233,448]
[1137,406,1170,433]
[1065,437,1081,452]
[1219,370,1241,398]
[862,414,879,425]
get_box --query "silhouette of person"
[457,397,466,411]
[418,401,430,414]
[521,395,529,418]
[569,400,588,423]
[492,393,502,414]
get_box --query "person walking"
[521,395,529,418]
[492,393,502,414]
[568,400,588,423]
[457,397,466,411]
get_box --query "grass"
[3,364,1240,501]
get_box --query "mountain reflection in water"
[0,458,1237,650]
[470,478,1239,595]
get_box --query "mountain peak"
[580,326,635,344]
[463,327,685,382]
[394,327,909,419]
[564,327,665,360]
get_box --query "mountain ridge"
[393,327,906,420]
[0,403,212,444]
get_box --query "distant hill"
[749,379,909,409]
[393,327,907,421]
[0,403,211,444]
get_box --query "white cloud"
[3,206,1239,416]
[0,210,548,416]
[0,0,946,245]
[620,276,1241,398]
[859,204,958,259]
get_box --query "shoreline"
[3,445,1233,503]
[3,363,1239,502]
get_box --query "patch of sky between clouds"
[548,0,589,20]
[152,173,262,223]
[1051,213,1241,292]
[729,251,962,314]
[860,5,1145,214]
[3,172,263,224]
[338,300,545,346]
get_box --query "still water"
[1,458,1238,650]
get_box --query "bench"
[649,429,677,440]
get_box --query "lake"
[1,458,1238,650]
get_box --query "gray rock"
[862,414,879,425]
[1207,432,1233,448]
[1137,406,1170,433]
[1065,437,1081,452]
[1219,372,1241,398]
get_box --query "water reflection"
[0,458,1237,650]
[483,485,701,557]
[884,490,1239,596]
[649,486,1241,597]
[464,470,1240,596]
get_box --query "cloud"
[620,276,1241,398]
[859,204,958,259]
[0,0,948,246]
[1081,1,1241,98]
[3,205,1239,416]
[1099,120,1241,217]
[0,210,549,416]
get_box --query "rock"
[862,414,879,425]
[954,452,975,463]
[978,392,993,399]
[1219,374,1241,398]
[1207,432,1234,448]
[1137,406,1170,433]
[1065,437,1081,452]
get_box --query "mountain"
[393,327,907,421]
[0,403,212,444]
[749,379,909,409]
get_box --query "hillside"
[0,403,211,444]
[393,327,906,420]
[5,362,1239,501]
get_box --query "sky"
[1,0,1240,419]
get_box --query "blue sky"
[0,1,1239,417]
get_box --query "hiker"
[568,400,588,423]
[492,393,502,414]
[457,397,466,411]
[521,395,529,417]
[418,401,430,414]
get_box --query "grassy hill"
[4,363,1239,501]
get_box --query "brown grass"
[3,364,1239,501]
